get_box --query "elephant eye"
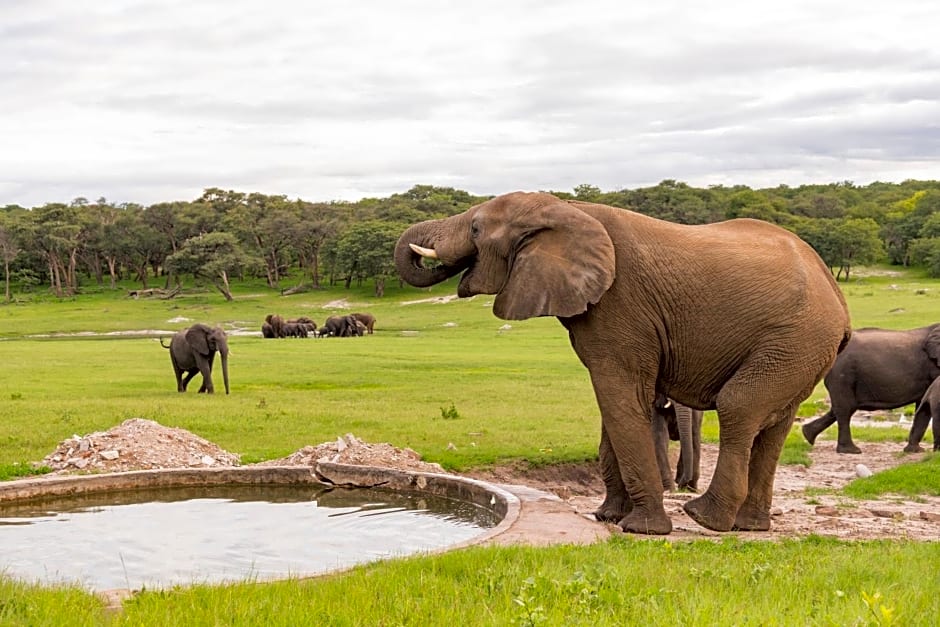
[470,222,481,240]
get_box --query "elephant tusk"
[409,243,439,259]
[663,400,672,409]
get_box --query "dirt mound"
[40,418,241,474]
[258,433,447,474]
[39,422,445,477]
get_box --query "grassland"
[1,267,939,625]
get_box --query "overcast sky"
[2,1,939,207]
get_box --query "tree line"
[2,180,940,302]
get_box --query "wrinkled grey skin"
[160,323,230,394]
[802,325,940,453]
[395,191,850,534]
[904,375,940,453]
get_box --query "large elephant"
[395,191,850,534]
[160,323,230,394]
[801,324,940,454]
[906,375,940,452]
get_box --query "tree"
[332,220,403,296]
[0,215,20,303]
[165,232,261,301]
[796,218,883,280]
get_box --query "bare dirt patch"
[34,419,940,543]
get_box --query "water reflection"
[0,484,499,590]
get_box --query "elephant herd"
[261,312,376,339]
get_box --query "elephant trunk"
[675,404,695,488]
[220,350,230,395]
[394,218,473,287]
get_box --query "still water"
[0,484,499,590]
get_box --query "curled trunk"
[394,218,472,287]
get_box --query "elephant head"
[394,192,616,320]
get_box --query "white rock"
[201,455,216,466]
[336,437,348,452]
[855,464,873,478]
[498,324,512,331]
[100,450,119,460]
[442,322,458,328]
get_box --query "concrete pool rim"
[0,463,521,606]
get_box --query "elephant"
[264,314,287,338]
[350,312,376,334]
[323,315,363,337]
[159,323,230,394]
[288,317,317,336]
[261,322,275,338]
[282,321,307,338]
[906,375,940,452]
[395,191,851,534]
[653,396,703,492]
[801,324,940,454]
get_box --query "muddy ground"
[37,418,940,543]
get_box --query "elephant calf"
[160,323,230,394]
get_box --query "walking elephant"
[801,324,940,453]
[905,375,940,452]
[395,191,850,534]
[160,323,230,394]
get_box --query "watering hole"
[0,483,500,591]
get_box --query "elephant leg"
[834,411,861,454]
[197,357,214,394]
[904,403,932,453]
[732,407,796,531]
[651,412,675,491]
[684,359,793,532]
[594,424,633,523]
[593,388,671,535]
[180,369,198,392]
[801,410,836,445]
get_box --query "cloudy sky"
[2,1,939,207]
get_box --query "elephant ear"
[494,200,615,320]
[186,325,211,355]
[926,325,940,365]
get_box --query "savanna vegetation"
[3,179,940,305]
[1,258,940,624]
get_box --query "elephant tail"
[159,337,171,349]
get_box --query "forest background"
[3,179,940,302]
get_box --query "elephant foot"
[593,496,631,523]
[903,443,924,454]
[683,494,735,532]
[731,505,772,531]
[836,442,862,454]
[617,508,672,535]
[800,422,819,446]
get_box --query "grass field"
[2,267,939,624]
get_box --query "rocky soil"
[35,418,940,542]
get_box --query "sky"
[2,0,939,207]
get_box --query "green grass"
[3,266,940,624]
[4,537,937,625]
